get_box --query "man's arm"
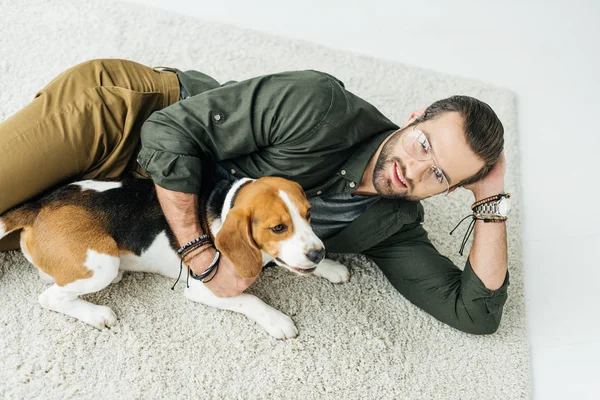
[464,151,508,290]
[362,222,509,334]
[154,185,202,245]
[469,216,507,290]
[138,71,336,296]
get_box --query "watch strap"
[474,201,501,216]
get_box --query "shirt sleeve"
[361,222,510,334]
[138,70,335,194]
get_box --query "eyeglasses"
[402,127,450,196]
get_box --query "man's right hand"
[153,184,256,297]
[189,247,258,297]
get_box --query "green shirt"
[138,69,509,334]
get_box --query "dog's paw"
[257,308,298,340]
[312,258,350,283]
[82,305,118,329]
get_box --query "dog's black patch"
[263,261,277,269]
[100,179,172,255]
[206,180,233,221]
[34,179,173,255]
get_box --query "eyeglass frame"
[401,126,451,197]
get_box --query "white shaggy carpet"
[0,0,530,398]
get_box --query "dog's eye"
[270,224,288,234]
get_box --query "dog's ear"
[215,208,263,279]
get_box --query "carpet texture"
[0,1,530,398]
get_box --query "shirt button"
[349,182,356,188]
[213,114,222,122]
[340,170,347,175]
[230,169,236,175]
[316,190,322,195]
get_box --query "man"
[0,59,509,335]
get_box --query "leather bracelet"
[182,242,214,263]
[171,244,220,290]
[189,250,221,282]
[180,242,212,260]
[450,213,506,256]
[471,193,510,210]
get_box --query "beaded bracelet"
[479,217,507,223]
[177,234,211,256]
[471,193,510,210]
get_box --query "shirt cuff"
[461,257,510,316]
[137,147,202,194]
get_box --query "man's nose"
[405,158,428,182]
[306,248,325,264]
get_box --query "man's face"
[373,111,485,200]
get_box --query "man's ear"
[215,209,263,279]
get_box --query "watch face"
[498,198,511,216]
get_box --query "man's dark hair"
[415,95,504,188]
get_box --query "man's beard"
[372,132,421,201]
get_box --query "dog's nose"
[306,248,325,264]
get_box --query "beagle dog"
[0,177,350,339]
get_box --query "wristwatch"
[472,193,511,220]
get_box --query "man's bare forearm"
[469,219,508,290]
[154,184,204,247]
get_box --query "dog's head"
[215,177,324,279]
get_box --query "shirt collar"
[336,129,396,192]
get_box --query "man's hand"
[464,150,506,200]
[189,247,258,297]
[154,184,257,297]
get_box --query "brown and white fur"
[0,177,349,339]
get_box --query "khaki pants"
[0,59,180,251]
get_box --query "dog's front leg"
[184,281,298,339]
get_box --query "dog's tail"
[0,203,40,240]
